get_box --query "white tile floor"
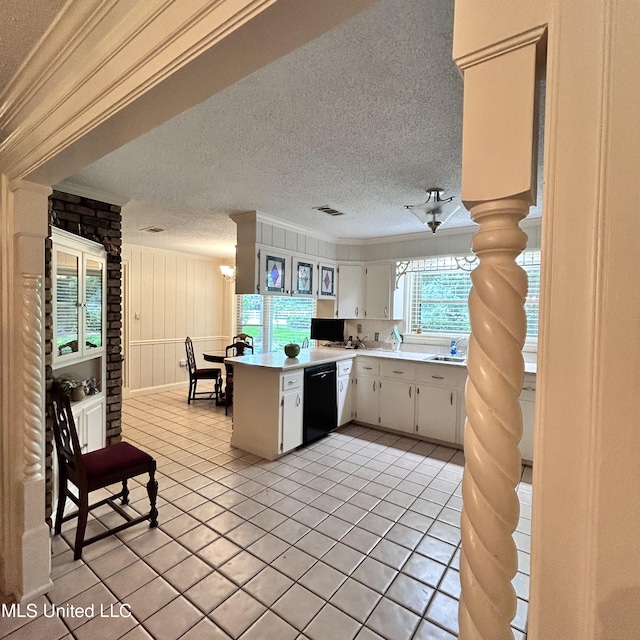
[0,389,532,640]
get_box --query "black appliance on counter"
[303,362,337,443]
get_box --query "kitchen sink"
[424,355,466,363]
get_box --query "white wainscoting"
[128,336,229,397]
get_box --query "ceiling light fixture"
[405,188,461,233]
[220,265,236,282]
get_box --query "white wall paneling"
[122,245,231,394]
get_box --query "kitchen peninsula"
[227,348,536,463]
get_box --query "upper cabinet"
[236,244,336,298]
[52,229,106,364]
[337,262,404,320]
[364,263,404,320]
[336,264,364,318]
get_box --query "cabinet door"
[83,254,105,353]
[337,264,364,318]
[379,379,415,433]
[318,263,336,299]
[337,375,353,426]
[364,263,392,319]
[84,400,106,452]
[280,390,303,453]
[355,375,378,425]
[54,246,82,360]
[261,251,290,295]
[292,256,317,297]
[416,385,458,443]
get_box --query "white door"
[416,385,458,443]
[378,379,415,433]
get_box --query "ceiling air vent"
[140,226,166,233]
[313,205,345,217]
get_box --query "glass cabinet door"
[84,257,104,351]
[55,249,81,357]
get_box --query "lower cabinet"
[379,379,415,433]
[281,388,303,454]
[416,385,458,443]
[337,359,354,426]
[72,396,106,453]
[355,374,379,425]
[231,366,305,460]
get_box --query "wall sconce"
[405,187,461,233]
[220,265,236,282]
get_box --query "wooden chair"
[185,337,222,404]
[224,339,254,415]
[48,382,158,560]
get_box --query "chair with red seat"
[48,382,158,560]
[185,336,222,404]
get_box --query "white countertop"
[226,347,537,374]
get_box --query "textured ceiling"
[0,0,66,96]
[27,0,538,258]
[63,0,471,257]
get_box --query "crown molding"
[0,0,283,180]
[53,180,130,207]
[231,210,340,244]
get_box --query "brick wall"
[45,190,123,522]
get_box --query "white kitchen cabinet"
[379,379,415,433]
[279,371,303,454]
[52,229,106,365]
[416,363,463,444]
[231,366,306,460]
[354,358,379,425]
[336,264,364,318]
[337,359,354,426]
[364,263,404,320]
[416,385,458,443]
[291,255,318,297]
[234,245,291,295]
[519,374,536,463]
[52,229,107,453]
[318,262,337,299]
[73,396,106,454]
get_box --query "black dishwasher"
[303,362,337,444]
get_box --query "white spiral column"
[459,199,529,640]
[22,274,44,482]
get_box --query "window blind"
[408,251,541,340]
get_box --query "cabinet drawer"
[417,363,460,386]
[380,361,416,380]
[356,359,379,376]
[282,371,303,391]
[338,359,353,376]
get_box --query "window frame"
[402,250,540,352]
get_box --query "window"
[407,251,541,341]
[236,295,316,352]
